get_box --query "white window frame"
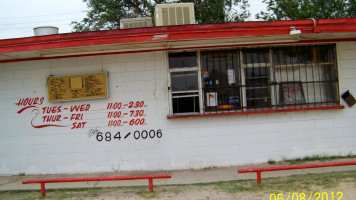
[167,51,202,115]
[240,48,274,110]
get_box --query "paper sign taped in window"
[228,69,236,84]
[206,92,218,107]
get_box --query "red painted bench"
[238,161,356,184]
[22,174,171,196]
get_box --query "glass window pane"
[169,52,197,68]
[244,67,270,86]
[245,67,269,77]
[316,45,335,63]
[242,48,269,64]
[246,87,270,99]
[201,50,241,112]
[173,96,199,113]
[273,46,313,65]
[244,66,271,108]
[247,98,271,108]
[202,50,240,87]
[171,71,198,91]
[272,45,339,107]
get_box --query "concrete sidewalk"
[1,159,355,191]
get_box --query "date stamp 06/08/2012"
[269,192,343,200]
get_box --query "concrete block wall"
[0,42,355,175]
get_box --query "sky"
[0,0,266,40]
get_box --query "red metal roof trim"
[2,38,356,64]
[1,18,356,54]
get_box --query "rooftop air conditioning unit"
[120,17,153,29]
[155,3,195,26]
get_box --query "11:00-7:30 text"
[107,110,144,118]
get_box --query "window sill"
[167,105,345,119]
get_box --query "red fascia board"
[1,18,356,54]
[318,18,356,24]
[1,38,356,64]
[0,23,291,51]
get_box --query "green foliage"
[177,0,250,23]
[281,153,356,165]
[267,159,276,165]
[71,0,166,32]
[256,0,356,21]
[71,0,250,32]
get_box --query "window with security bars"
[273,45,339,108]
[241,48,273,109]
[168,44,339,115]
[201,50,241,112]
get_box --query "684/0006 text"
[96,129,162,142]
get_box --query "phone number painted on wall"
[88,129,163,142]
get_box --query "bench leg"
[40,182,46,196]
[148,178,153,192]
[257,171,262,184]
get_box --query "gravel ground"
[61,179,355,200]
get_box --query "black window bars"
[200,45,339,114]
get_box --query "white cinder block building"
[0,16,356,175]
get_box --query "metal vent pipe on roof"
[33,26,59,36]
